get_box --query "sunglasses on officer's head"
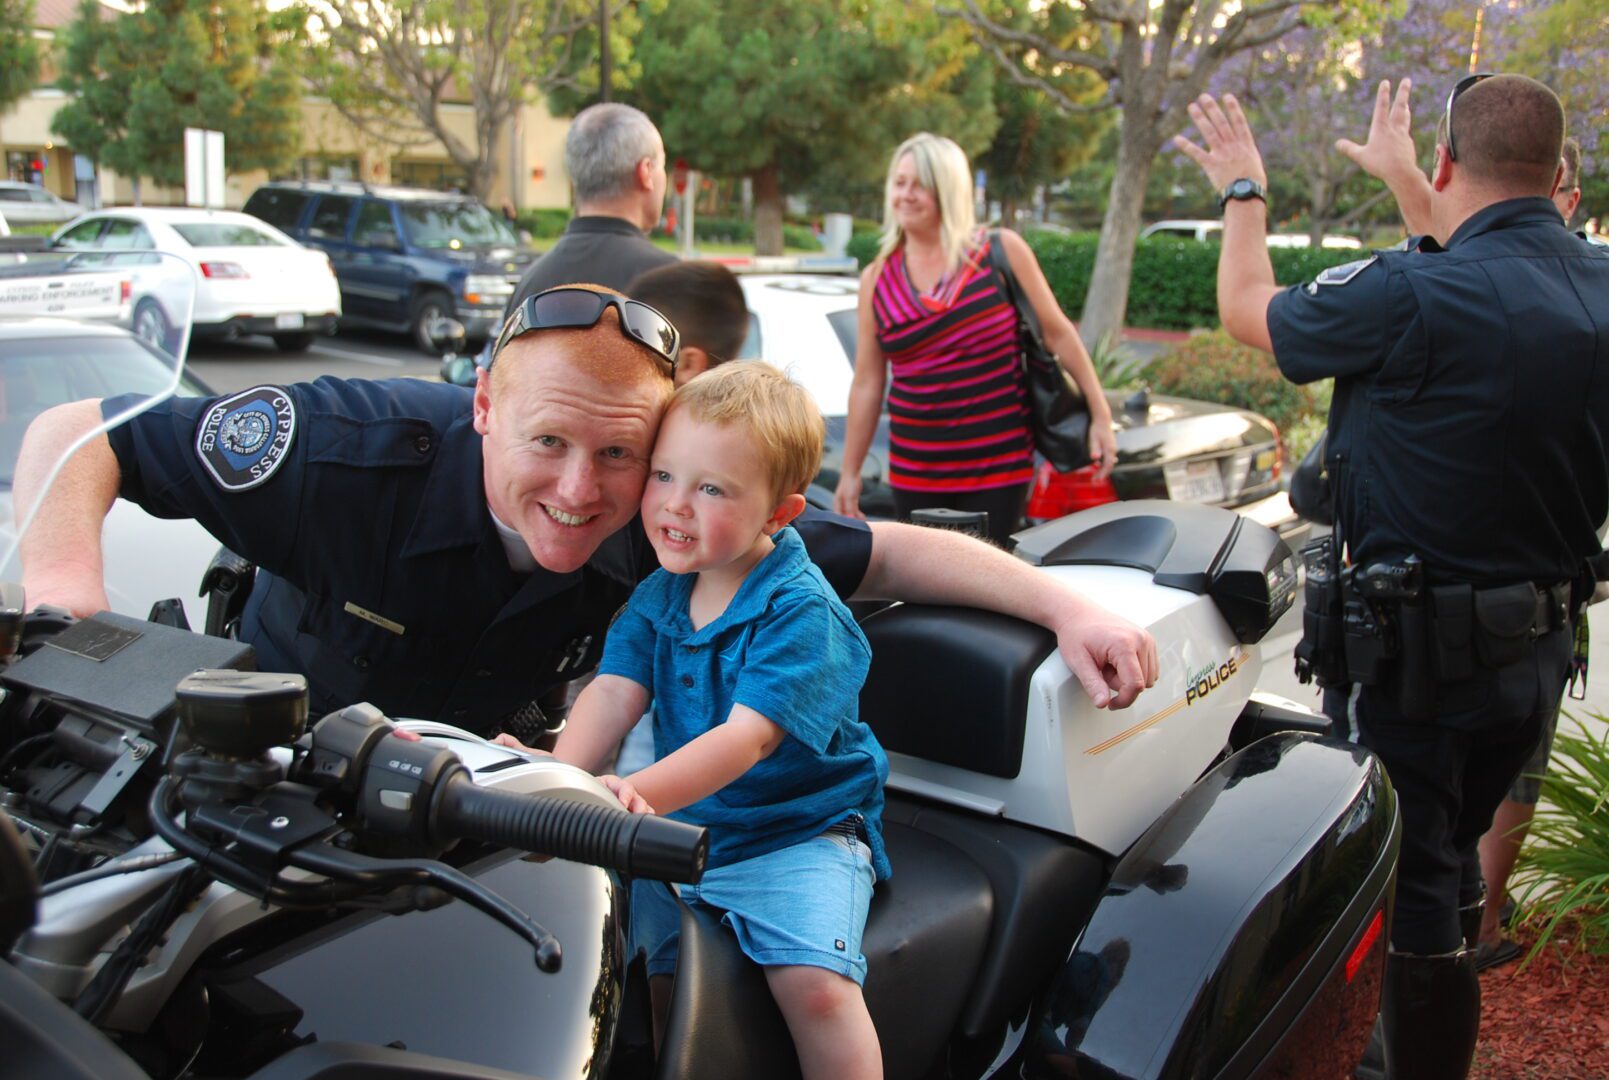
[484,287,680,378]
[1443,72,1497,162]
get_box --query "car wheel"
[272,332,317,353]
[133,299,174,354]
[410,290,454,355]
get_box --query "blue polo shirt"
[599,527,890,880]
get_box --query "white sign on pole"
[184,128,226,208]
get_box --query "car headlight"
[464,275,514,306]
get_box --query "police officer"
[1175,76,1609,1077]
[13,285,1158,739]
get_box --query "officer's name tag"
[1307,256,1377,293]
[196,386,297,491]
[344,602,406,636]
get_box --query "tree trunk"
[1001,196,1019,229]
[753,162,784,256]
[1079,129,1155,349]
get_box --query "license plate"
[1254,449,1276,471]
[274,313,305,330]
[1166,460,1226,503]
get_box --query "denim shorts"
[630,829,875,984]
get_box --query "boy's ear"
[673,346,713,387]
[762,493,808,535]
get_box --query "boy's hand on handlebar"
[1054,604,1159,710]
[600,774,655,815]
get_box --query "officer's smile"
[543,504,596,527]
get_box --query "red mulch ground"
[1473,922,1609,1079]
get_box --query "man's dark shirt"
[1267,197,1609,586]
[103,378,870,730]
[505,215,677,318]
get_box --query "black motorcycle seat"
[656,820,994,1080]
[655,805,1108,1079]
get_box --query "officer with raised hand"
[1175,75,1609,1078]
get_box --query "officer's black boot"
[1357,895,1487,1079]
[1379,948,1480,1080]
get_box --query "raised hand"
[1172,93,1268,192]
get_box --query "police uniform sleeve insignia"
[195,386,297,492]
[1313,256,1379,288]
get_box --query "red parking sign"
[672,157,689,196]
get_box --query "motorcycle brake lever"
[285,842,563,973]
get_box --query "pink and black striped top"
[872,238,1033,492]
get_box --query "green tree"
[0,0,41,121]
[944,0,1393,345]
[630,0,998,256]
[53,0,299,194]
[980,74,1108,227]
[295,0,633,202]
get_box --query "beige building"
[0,0,574,211]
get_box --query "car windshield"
[398,201,516,249]
[0,334,210,485]
[171,222,288,248]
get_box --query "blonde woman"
[833,133,1116,545]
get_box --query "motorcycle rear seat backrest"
[858,604,1056,779]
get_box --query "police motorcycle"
[0,261,1400,1080]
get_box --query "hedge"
[514,207,573,239]
[846,228,1370,331]
[694,216,822,251]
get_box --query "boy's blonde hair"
[668,362,824,503]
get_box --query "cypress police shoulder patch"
[195,386,296,492]
[1310,256,1377,290]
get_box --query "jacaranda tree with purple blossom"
[942,0,1394,345]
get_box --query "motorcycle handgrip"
[435,776,709,884]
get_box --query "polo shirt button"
[415,435,433,454]
[476,669,492,678]
[453,708,468,720]
[352,655,370,669]
[680,674,694,688]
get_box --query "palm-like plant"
[1512,716,1609,962]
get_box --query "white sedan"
[0,181,85,226]
[0,317,221,628]
[49,208,342,353]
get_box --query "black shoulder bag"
[985,230,1091,473]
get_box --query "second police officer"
[1175,74,1609,1078]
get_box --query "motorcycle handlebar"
[435,775,709,884]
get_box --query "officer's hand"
[491,733,552,757]
[21,570,109,620]
[1336,79,1421,186]
[1052,599,1159,710]
[1172,93,1267,191]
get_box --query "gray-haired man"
[505,103,678,312]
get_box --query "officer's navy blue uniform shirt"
[102,377,872,730]
[1267,197,1609,586]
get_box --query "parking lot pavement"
[185,329,441,394]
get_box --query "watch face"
[1231,179,1254,198]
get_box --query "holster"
[1294,536,1348,687]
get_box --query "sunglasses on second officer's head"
[484,287,681,378]
[1443,72,1496,162]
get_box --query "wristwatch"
[1218,178,1267,211]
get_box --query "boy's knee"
[767,965,861,1021]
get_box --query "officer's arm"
[1218,200,1282,353]
[857,521,1159,709]
[12,400,118,617]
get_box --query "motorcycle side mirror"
[440,354,478,387]
[427,316,468,355]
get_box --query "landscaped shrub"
[516,208,572,239]
[1147,330,1317,431]
[846,230,880,267]
[1513,720,1609,962]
